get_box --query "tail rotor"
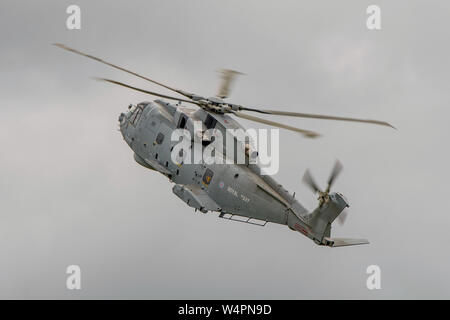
[302,160,348,224]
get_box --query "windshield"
[129,105,137,113]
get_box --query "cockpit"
[120,102,149,127]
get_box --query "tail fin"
[307,192,348,239]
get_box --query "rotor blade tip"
[380,121,396,129]
[305,132,321,139]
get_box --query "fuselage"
[119,100,320,242]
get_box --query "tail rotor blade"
[302,170,322,194]
[326,160,343,192]
[337,210,348,226]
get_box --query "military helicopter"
[55,44,394,247]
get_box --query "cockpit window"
[130,104,147,126]
[130,109,142,126]
[129,105,137,113]
[137,102,149,108]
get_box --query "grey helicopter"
[55,44,394,247]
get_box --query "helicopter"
[54,43,394,247]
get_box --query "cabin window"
[204,114,217,129]
[178,114,187,129]
[156,132,164,144]
[202,168,214,185]
[202,136,214,146]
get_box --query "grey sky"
[0,0,449,298]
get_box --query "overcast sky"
[0,0,449,299]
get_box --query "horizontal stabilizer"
[324,237,369,247]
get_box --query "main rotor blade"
[53,43,196,100]
[302,170,322,194]
[216,69,244,99]
[238,106,272,114]
[326,160,343,192]
[233,112,320,138]
[248,109,395,129]
[94,78,200,106]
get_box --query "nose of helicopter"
[118,112,127,137]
